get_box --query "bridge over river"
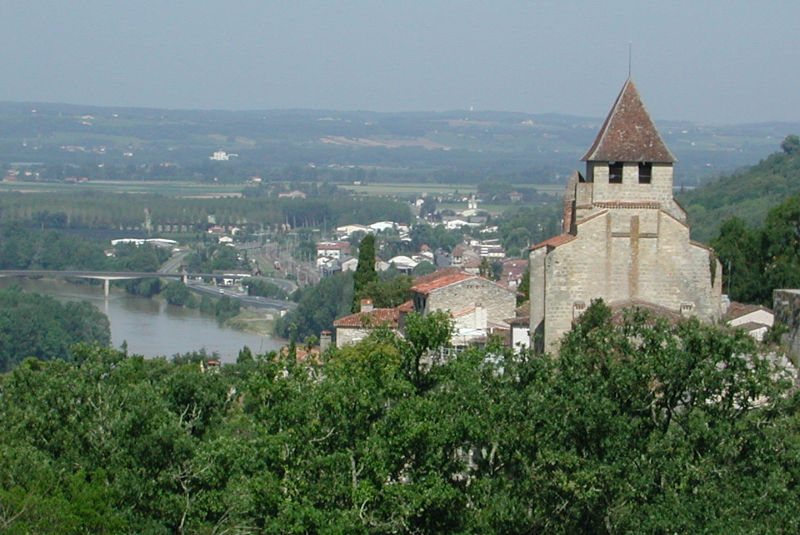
[0,270,297,312]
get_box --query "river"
[0,278,284,363]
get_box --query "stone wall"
[533,207,722,351]
[335,327,372,346]
[426,278,516,327]
[774,289,800,357]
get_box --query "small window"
[609,162,623,183]
[639,162,652,184]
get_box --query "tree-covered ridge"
[681,134,800,242]
[1,302,798,533]
[0,287,110,372]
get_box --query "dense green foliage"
[490,204,562,256]
[711,194,800,304]
[0,287,110,371]
[360,271,414,309]
[185,243,246,273]
[682,135,800,242]
[243,278,288,300]
[275,271,354,340]
[197,295,241,324]
[162,281,195,307]
[1,301,797,533]
[0,222,111,270]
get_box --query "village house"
[333,269,517,349]
[316,241,350,261]
[334,299,408,346]
[529,78,723,353]
[725,302,774,342]
[410,269,516,338]
[501,259,528,290]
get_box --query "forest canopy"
[1,301,797,533]
[0,286,110,371]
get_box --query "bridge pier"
[104,279,110,298]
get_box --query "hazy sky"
[1,1,797,124]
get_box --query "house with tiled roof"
[725,302,774,341]
[332,269,516,349]
[530,78,723,352]
[333,299,407,346]
[411,269,516,347]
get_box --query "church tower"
[530,78,722,352]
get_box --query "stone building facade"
[530,78,723,352]
[333,270,517,348]
[411,271,516,329]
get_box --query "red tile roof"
[530,234,576,251]
[333,308,400,328]
[582,78,676,163]
[396,300,414,313]
[411,271,474,295]
[411,267,461,286]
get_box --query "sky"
[0,1,797,124]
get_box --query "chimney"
[360,299,374,313]
[320,330,332,353]
[475,304,487,329]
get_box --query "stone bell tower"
[530,78,723,352]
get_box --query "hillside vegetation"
[682,135,800,242]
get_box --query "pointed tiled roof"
[582,78,676,163]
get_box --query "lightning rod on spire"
[628,42,632,79]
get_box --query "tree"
[710,217,764,302]
[360,275,413,308]
[516,267,530,306]
[276,272,354,339]
[162,281,193,306]
[401,310,453,389]
[781,134,800,155]
[352,234,378,312]
[533,300,799,532]
[711,195,800,305]
[411,260,436,277]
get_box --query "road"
[186,281,297,312]
[159,246,298,297]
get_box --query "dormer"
[581,79,678,208]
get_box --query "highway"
[185,281,297,312]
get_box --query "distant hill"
[680,135,800,242]
[0,101,796,186]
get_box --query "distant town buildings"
[209,150,238,161]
